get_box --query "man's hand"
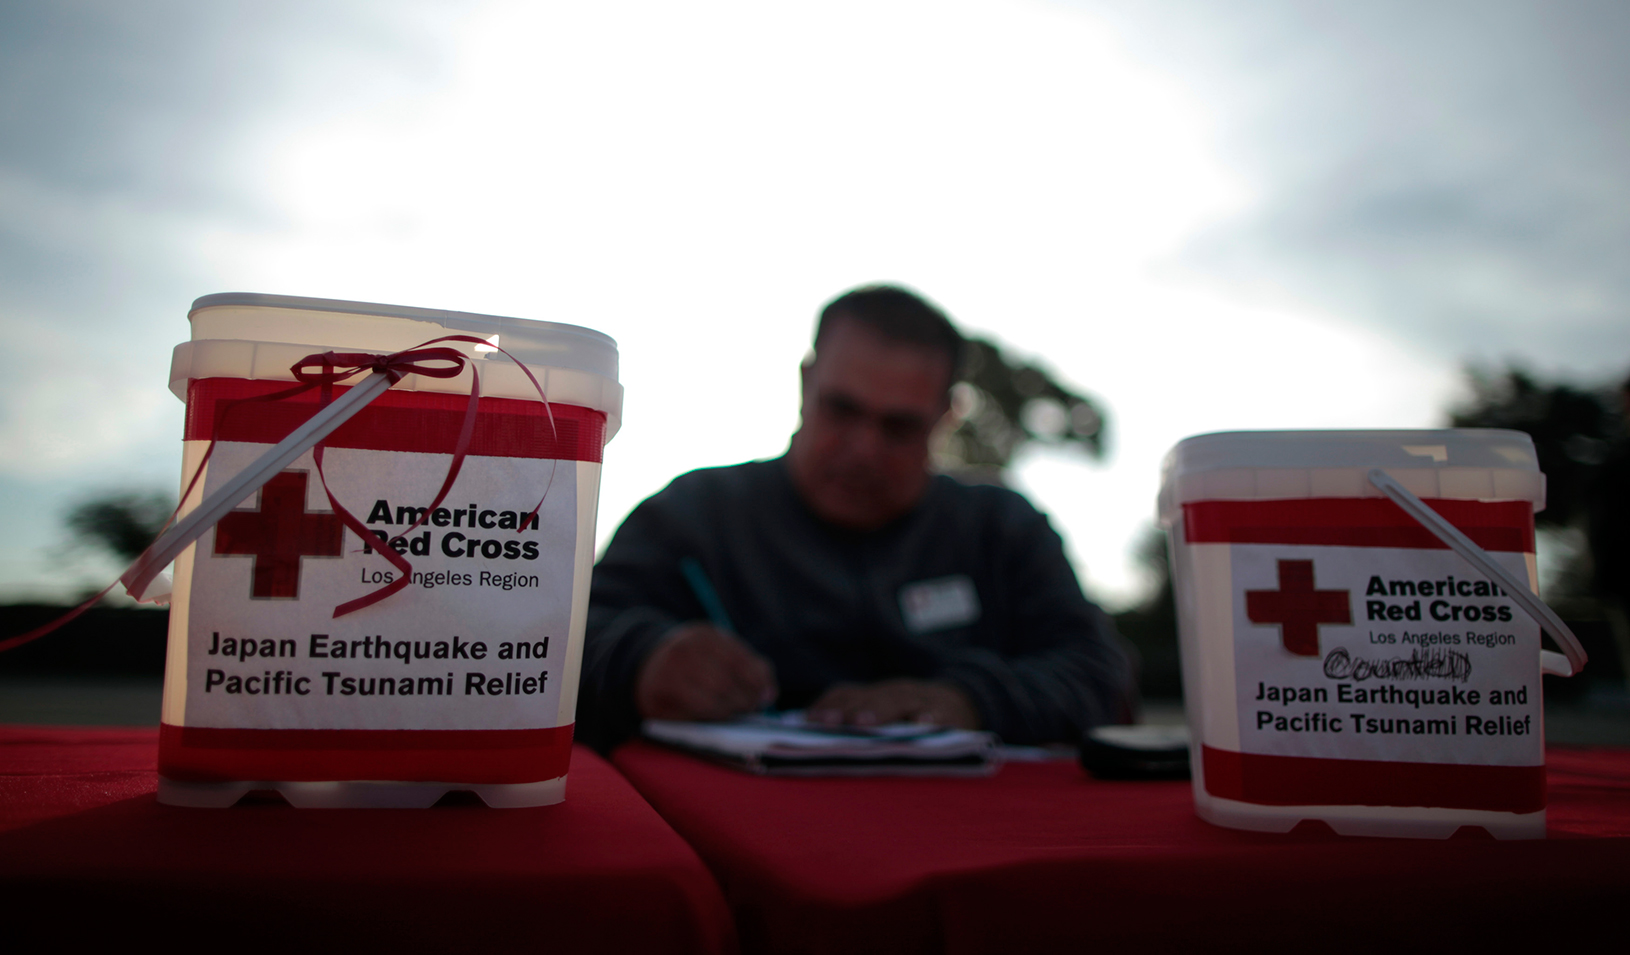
[635,623,778,721]
[807,679,981,729]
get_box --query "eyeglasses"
[816,393,936,446]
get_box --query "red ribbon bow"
[292,346,470,387]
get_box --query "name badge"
[899,575,981,634]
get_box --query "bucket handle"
[1367,469,1587,678]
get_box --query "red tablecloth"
[613,740,1630,955]
[0,726,736,954]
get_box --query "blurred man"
[576,285,1133,752]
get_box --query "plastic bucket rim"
[187,292,618,351]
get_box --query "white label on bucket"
[178,442,578,731]
[1229,543,1542,767]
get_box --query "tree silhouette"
[1113,527,1184,700]
[1449,366,1622,527]
[936,336,1107,477]
[1448,365,1629,689]
[65,492,174,563]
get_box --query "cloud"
[1078,0,1630,378]
[0,0,462,470]
[0,1,457,210]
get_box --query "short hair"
[814,285,965,377]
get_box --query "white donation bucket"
[156,293,621,808]
[1159,430,1575,839]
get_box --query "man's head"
[787,286,964,530]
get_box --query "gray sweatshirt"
[576,456,1135,752]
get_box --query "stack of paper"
[641,711,1002,776]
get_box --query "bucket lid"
[1157,429,1544,525]
[178,293,623,438]
[188,293,618,381]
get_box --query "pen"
[680,556,736,634]
[681,556,776,714]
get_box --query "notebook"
[641,711,1002,776]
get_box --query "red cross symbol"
[213,470,344,599]
[1245,560,1351,657]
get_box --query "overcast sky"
[2,0,1626,608]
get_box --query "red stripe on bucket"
[1201,745,1545,813]
[1183,498,1534,552]
[185,378,606,462]
[158,723,574,784]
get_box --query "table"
[0,726,736,954]
[613,740,1630,954]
